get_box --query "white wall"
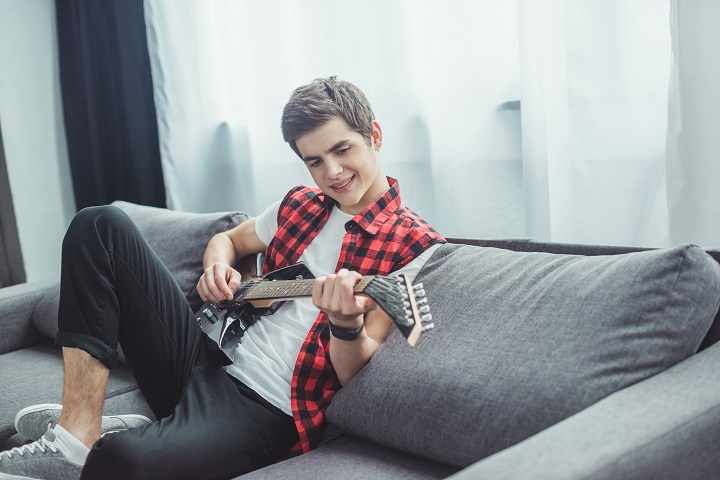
[0,0,76,282]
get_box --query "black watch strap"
[328,319,364,341]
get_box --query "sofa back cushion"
[326,243,720,467]
[32,202,248,346]
[447,238,720,350]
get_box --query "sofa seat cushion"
[237,435,459,480]
[0,341,149,445]
[327,243,720,467]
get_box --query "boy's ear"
[371,120,383,151]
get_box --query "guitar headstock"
[363,273,434,347]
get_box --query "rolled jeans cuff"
[56,330,118,369]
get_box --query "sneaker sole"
[0,473,44,480]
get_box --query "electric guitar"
[194,263,434,366]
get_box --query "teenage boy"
[0,76,445,480]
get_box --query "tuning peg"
[421,322,435,332]
[413,283,424,291]
[421,313,433,323]
[414,289,426,298]
[401,292,409,299]
[419,305,430,314]
[403,301,411,308]
[416,297,428,306]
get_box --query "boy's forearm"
[328,306,392,385]
[203,233,239,269]
[329,327,381,386]
[203,218,265,271]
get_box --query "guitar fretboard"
[243,276,375,300]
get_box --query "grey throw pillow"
[326,243,720,467]
[109,201,249,309]
[32,202,248,353]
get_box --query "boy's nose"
[326,159,343,178]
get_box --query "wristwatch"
[328,319,365,341]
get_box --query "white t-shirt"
[225,200,440,415]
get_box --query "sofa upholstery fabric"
[445,340,720,480]
[0,280,53,356]
[238,434,459,480]
[327,243,720,467]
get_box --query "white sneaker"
[0,428,81,480]
[15,404,151,442]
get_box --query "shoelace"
[0,435,58,460]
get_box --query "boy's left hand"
[312,269,377,327]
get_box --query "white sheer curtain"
[518,0,670,246]
[666,0,720,248]
[144,0,675,246]
[144,0,523,237]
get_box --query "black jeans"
[55,206,298,480]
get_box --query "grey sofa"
[2,201,720,480]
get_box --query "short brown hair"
[281,76,376,158]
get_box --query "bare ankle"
[59,347,110,449]
[57,412,101,449]
[55,420,98,449]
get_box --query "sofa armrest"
[447,343,720,480]
[0,280,57,354]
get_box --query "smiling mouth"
[331,175,354,191]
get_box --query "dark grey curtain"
[0,122,26,287]
[55,0,166,210]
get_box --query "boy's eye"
[337,146,351,155]
[308,159,322,168]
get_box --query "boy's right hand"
[197,262,242,304]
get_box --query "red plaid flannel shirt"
[263,177,445,455]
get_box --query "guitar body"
[194,263,314,366]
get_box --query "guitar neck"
[210,265,433,347]
[243,276,376,301]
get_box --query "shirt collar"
[330,177,401,235]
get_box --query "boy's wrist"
[328,316,365,341]
[327,313,364,329]
[328,321,365,341]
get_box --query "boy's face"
[295,117,388,215]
